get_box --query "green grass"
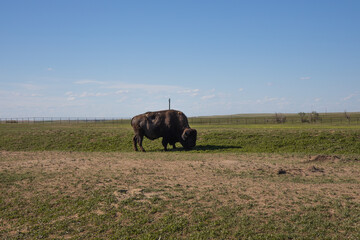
[1,123,360,154]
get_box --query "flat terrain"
[1,151,359,239]
[1,123,360,239]
[1,123,360,154]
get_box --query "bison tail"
[130,117,136,127]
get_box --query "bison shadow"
[193,144,242,151]
[163,144,241,152]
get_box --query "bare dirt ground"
[1,151,359,209]
[1,151,360,238]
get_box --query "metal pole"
[169,98,171,110]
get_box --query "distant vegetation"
[298,111,321,123]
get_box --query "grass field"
[1,123,360,154]
[1,122,360,239]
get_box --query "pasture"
[1,122,360,239]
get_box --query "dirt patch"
[308,165,324,173]
[307,154,341,163]
[1,152,359,204]
[1,151,360,239]
[1,151,360,236]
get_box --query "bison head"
[181,128,197,149]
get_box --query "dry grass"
[1,151,360,239]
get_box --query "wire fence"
[1,116,360,125]
[0,117,131,125]
[188,117,360,125]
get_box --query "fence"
[1,116,360,125]
[0,117,131,125]
[188,117,360,125]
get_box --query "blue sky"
[1,0,359,118]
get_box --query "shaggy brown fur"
[131,110,197,152]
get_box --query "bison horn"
[181,128,191,140]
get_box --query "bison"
[131,110,197,152]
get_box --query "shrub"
[298,112,309,123]
[310,111,321,123]
[275,113,287,124]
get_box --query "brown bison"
[131,110,197,152]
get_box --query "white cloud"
[177,89,199,96]
[201,94,215,100]
[116,96,128,103]
[106,82,184,93]
[79,92,88,97]
[255,96,288,104]
[74,80,105,85]
[47,67,53,71]
[300,77,311,80]
[238,88,244,92]
[116,90,130,94]
[343,93,357,101]
[257,96,277,103]
[65,92,77,101]
[79,92,110,97]
[95,92,109,97]
[17,83,45,91]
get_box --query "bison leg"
[133,135,138,151]
[172,143,176,149]
[137,135,146,152]
[162,138,168,151]
[134,134,145,152]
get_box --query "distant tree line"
[275,111,328,124]
[298,111,321,123]
[274,111,353,124]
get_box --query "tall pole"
[169,98,171,110]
